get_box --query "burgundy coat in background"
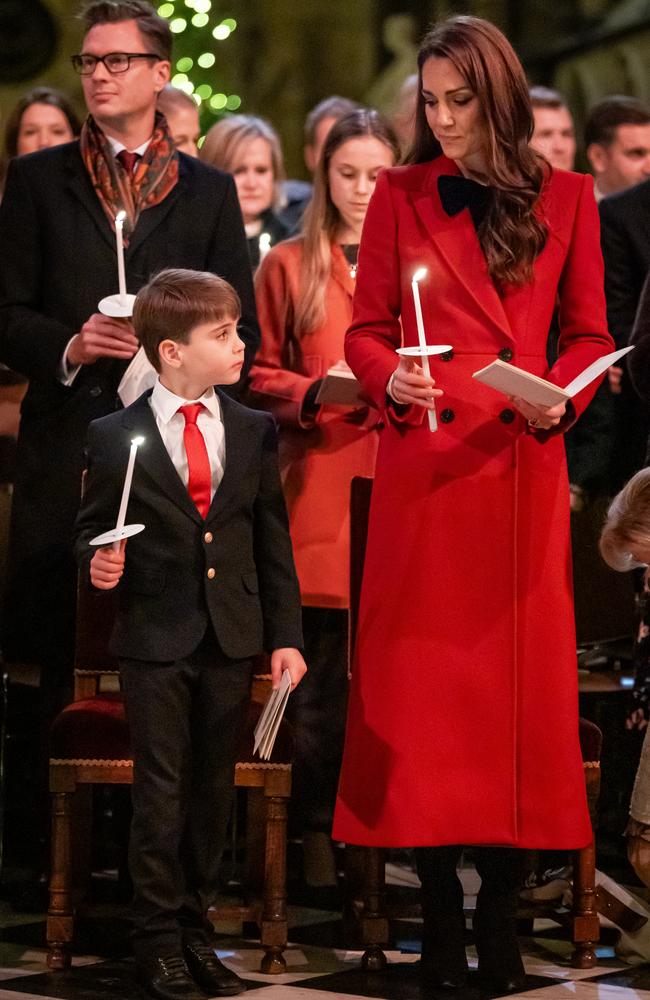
[333,157,614,849]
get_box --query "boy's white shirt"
[149,378,225,498]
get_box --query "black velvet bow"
[438,174,490,224]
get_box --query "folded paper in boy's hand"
[472,346,634,409]
[315,362,365,406]
[253,669,292,760]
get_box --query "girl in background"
[249,109,398,887]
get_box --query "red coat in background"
[249,239,379,609]
[333,157,614,849]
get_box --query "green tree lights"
[157,1,241,131]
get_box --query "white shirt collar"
[150,379,221,426]
[107,134,152,158]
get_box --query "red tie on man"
[179,404,212,519]
[116,149,140,174]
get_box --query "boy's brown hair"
[133,268,241,371]
[600,467,650,571]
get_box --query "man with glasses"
[0,4,258,975]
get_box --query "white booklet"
[472,346,633,408]
[315,361,365,406]
[253,669,292,761]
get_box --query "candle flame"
[412,267,428,283]
[115,210,127,224]
[132,436,145,446]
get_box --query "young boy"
[74,268,306,1000]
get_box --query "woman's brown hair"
[408,15,548,287]
[295,108,399,337]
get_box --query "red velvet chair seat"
[49,693,130,761]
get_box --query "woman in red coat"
[249,111,398,885]
[333,16,614,991]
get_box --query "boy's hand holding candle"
[91,539,126,590]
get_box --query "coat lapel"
[64,145,115,252]
[409,159,514,344]
[121,392,203,526]
[126,171,186,257]
[330,244,356,299]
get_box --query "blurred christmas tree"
[157,0,241,137]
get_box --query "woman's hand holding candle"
[387,355,443,408]
[91,539,126,590]
[67,313,139,366]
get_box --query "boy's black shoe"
[183,938,246,996]
[137,954,206,1000]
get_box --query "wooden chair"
[346,475,602,970]
[46,576,293,974]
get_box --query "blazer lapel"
[122,393,203,526]
[64,146,115,253]
[205,391,258,525]
[409,160,513,344]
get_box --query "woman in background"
[0,87,81,197]
[201,114,289,269]
[249,109,398,887]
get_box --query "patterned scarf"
[80,111,179,244]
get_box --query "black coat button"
[499,408,515,424]
[498,347,513,362]
[440,408,455,423]
[89,386,102,397]
[440,349,454,362]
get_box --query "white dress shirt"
[149,379,225,499]
[59,136,152,385]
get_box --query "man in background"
[157,83,200,156]
[586,96,650,201]
[530,86,576,171]
[281,95,359,232]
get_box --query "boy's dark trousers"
[120,626,253,961]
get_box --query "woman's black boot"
[415,846,468,989]
[473,847,526,993]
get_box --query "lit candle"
[411,268,437,433]
[258,232,271,263]
[115,210,127,304]
[113,436,144,550]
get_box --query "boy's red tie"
[178,404,211,518]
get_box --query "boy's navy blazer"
[74,388,303,663]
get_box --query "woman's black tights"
[415,845,526,985]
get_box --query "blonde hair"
[295,108,399,337]
[599,467,650,571]
[200,114,285,211]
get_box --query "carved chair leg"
[47,789,74,970]
[259,792,288,974]
[571,839,599,968]
[360,847,388,971]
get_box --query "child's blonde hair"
[600,467,650,571]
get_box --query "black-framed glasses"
[71,52,161,75]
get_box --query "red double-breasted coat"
[249,239,379,608]
[332,157,614,849]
